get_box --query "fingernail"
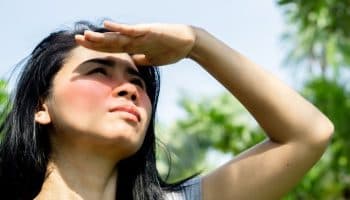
[84,30,92,35]
[104,21,112,26]
[75,35,83,40]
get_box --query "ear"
[35,102,51,125]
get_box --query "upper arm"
[201,139,327,200]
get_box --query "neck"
[35,135,120,200]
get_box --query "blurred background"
[1,1,349,199]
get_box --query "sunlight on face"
[43,46,152,159]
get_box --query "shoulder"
[164,177,202,200]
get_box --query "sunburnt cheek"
[140,95,152,110]
[138,93,152,118]
[57,80,111,112]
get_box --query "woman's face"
[37,46,152,158]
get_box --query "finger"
[75,34,91,46]
[83,30,104,42]
[76,33,139,53]
[82,31,130,47]
[75,35,99,49]
[102,32,139,53]
[131,54,152,66]
[75,34,113,52]
[75,34,85,42]
[104,21,148,37]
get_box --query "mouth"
[109,105,141,122]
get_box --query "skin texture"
[34,48,152,200]
[35,21,334,200]
[45,48,151,158]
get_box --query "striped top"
[165,177,202,200]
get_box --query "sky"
[0,0,288,125]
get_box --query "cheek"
[55,80,110,113]
[139,92,152,118]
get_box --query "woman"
[0,20,333,200]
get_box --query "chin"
[110,138,145,160]
[98,128,145,150]
[82,132,144,160]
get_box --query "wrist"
[187,26,202,60]
[187,26,211,64]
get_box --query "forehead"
[64,46,137,71]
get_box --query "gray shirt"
[165,177,202,200]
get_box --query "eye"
[130,77,146,90]
[87,67,108,76]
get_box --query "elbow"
[308,116,334,149]
[319,116,334,143]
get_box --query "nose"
[112,82,138,102]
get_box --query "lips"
[109,105,141,122]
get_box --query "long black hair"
[0,21,186,200]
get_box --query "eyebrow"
[81,58,143,79]
[81,58,116,68]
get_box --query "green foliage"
[156,93,265,182]
[0,80,8,107]
[156,122,207,183]
[0,79,9,138]
[176,94,265,155]
[278,0,350,74]
[278,0,350,37]
[0,80,9,115]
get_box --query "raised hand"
[75,21,196,66]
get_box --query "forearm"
[188,27,333,145]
